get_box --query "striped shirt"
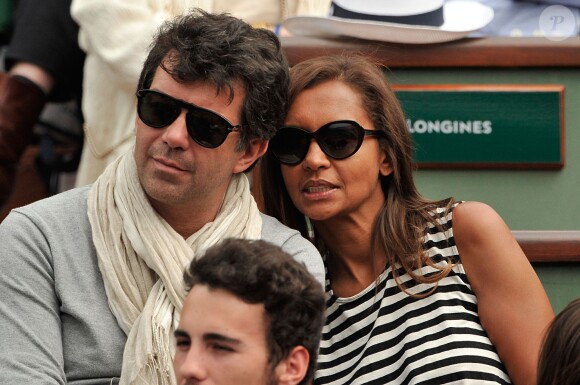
[315,206,511,385]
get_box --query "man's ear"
[233,138,268,174]
[274,346,310,385]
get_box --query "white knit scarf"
[87,149,262,385]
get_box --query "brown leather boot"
[0,72,47,203]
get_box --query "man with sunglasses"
[0,10,324,385]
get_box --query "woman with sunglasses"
[260,55,554,385]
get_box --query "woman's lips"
[302,180,337,200]
[304,185,334,193]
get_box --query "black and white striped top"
[315,206,511,385]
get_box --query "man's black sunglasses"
[136,89,241,148]
[269,120,386,165]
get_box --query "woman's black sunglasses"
[136,89,241,148]
[269,120,386,165]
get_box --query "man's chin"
[142,180,188,206]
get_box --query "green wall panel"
[398,88,562,165]
[388,68,580,230]
[534,263,579,313]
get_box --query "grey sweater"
[0,186,324,384]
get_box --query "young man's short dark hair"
[182,238,325,385]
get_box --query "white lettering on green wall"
[407,119,493,134]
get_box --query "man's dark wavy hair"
[183,238,325,385]
[137,9,289,150]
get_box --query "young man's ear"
[233,138,268,174]
[275,346,310,385]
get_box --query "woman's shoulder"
[423,200,507,264]
[452,201,506,239]
[425,200,500,230]
[451,200,520,276]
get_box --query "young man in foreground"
[175,238,325,385]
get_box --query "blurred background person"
[0,0,84,220]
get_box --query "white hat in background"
[283,0,494,44]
